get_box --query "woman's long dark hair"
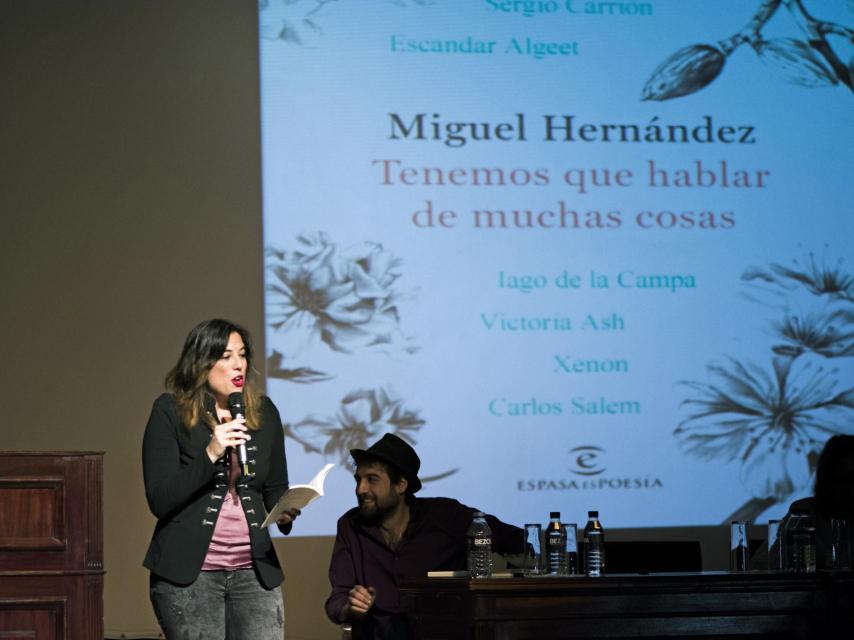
[165,319,263,431]
[814,434,854,517]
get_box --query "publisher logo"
[516,444,663,493]
[569,445,605,476]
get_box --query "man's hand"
[341,585,376,620]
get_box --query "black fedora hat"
[350,433,422,494]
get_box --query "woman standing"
[143,318,299,639]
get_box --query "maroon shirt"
[325,497,523,639]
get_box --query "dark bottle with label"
[583,510,605,577]
[545,511,568,575]
[467,511,492,578]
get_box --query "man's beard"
[358,492,402,524]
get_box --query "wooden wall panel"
[0,453,103,640]
[0,597,64,640]
[0,480,65,551]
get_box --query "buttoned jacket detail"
[143,393,291,588]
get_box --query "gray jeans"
[150,570,284,640]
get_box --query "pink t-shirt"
[202,448,253,571]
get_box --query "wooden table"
[400,571,854,639]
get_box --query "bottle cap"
[588,510,599,518]
[550,511,560,519]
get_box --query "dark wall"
[2,2,338,637]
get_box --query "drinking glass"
[786,515,816,573]
[767,519,784,571]
[830,518,851,571]
[730,521,748,572]
[523,523,542,575]
[565,522,579,575]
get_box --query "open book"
[261,463,335,527]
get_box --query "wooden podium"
[0,452,104,640]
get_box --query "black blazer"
[142,393,291,588]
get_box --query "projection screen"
[258,0,854,535]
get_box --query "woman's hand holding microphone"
[206,417,250,462]
[204,416,301,525]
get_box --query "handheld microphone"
[227,392,250,476]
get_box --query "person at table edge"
[325,433,524,639]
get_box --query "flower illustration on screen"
[676,245,854,522]
[769,311,854,359]
[742,248,854,359]
[260,0,435,47]
[742,249,854,304]
[675,357,852,503]
[283,386,459,483]
[266,232,417,359]
[294,387,423,463]
[642,1,853,100]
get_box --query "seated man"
[325,433,523,639]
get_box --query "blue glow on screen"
[258,0,854,535]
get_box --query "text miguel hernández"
[387,113,757,147]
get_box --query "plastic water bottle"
[467,511,492,578]
[545,511,568,575]
[584,510,605,577]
